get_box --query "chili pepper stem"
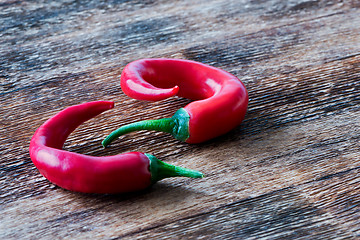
[146,153,203,184]
[102,108,190,147]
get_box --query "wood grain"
[1,0,359,239]
[122,168,360,239]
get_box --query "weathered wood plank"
[121,168,360,239]
[0,0,358,93]
[1,98,359,238]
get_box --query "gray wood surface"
[1,0,359,239]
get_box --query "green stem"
[102,108,190,147]
[146,153,204,184]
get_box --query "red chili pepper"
[102,58,248,146]
[29,101,203,194]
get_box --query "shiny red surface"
[29,101,151,193]
[120,59,249,143]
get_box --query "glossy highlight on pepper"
[29,101,203,194]
[102,58,249,146]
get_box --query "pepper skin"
[102,58,248,146]
[29,101,203,194]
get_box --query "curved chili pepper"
[29,101,203,194]
[102,58,248,146]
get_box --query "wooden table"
[1,1,359,239]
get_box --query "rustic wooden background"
[1,0,359,239]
